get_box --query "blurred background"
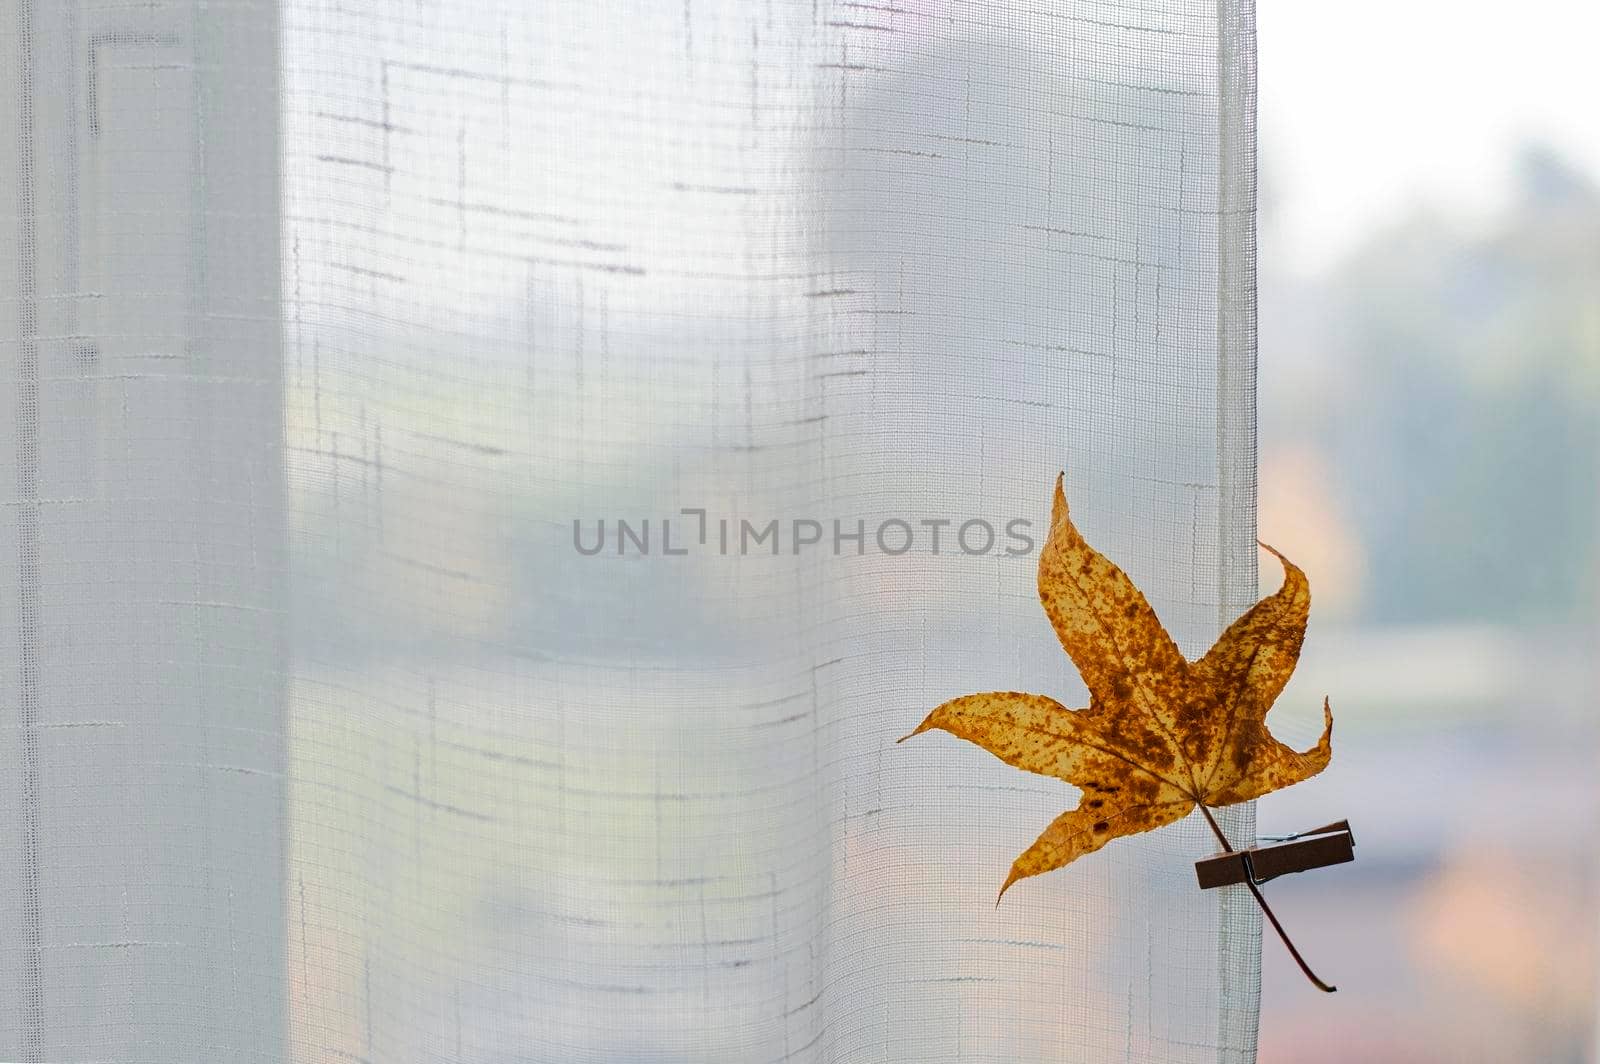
[1252,1,1599,1059]
[4,0,1589,1060]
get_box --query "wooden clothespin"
[1195,820,1355,890]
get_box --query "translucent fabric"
[1,1,1263,1060]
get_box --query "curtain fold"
[3,1,1261,1060]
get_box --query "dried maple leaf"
[901,472,1332,899]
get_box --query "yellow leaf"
[902,472,1332,900]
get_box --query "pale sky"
[1258,0,1600,273]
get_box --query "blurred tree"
[1324,145,1600,625]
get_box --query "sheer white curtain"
[2,1,1262,1061]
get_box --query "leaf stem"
[1195,802,1337,993]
